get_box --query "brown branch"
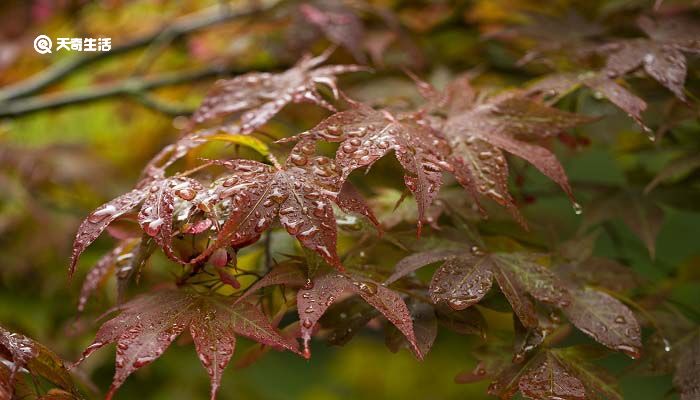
[0,0,284,103]
[0,65,278,118]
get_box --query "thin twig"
[0,65,272,118]
[0,1,284,102]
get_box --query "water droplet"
[512,352,525,363]
[290,154,308,166]
[133,356,156,368]
[614,315,626,324]
[447,298,470,310]
[88,205,117,223]
[175,188,196,201]
[643,125,656,142]
[298,226,319,239]
[145,218,164,236]
[341,143,355,153]
[222,177,238,187]
[662,337,671,352]
[615,344,641,359]
[303,279,314,290]
[325,125,342,137]
[478,151,492,160]
[572,202,583,215]
[353,281,378,295]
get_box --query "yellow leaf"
[203,134,269,156]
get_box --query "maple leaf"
[138,177,203,262]
[77,239,137,312]
[320,296,380,346]
[554,235,643,293]
[556,257,642,293]
[191,49,367,134]
[0,326,76,397]
[435,303,486,337]
[439,92,593,223]
[234,263,421,359]
[553,346,624,400]
[562,287,642,359]
[387,247,570,328]
[69,175,204,275]
[76,289,298,400]
[190,152,379,269]
[297,272,421,358]
[517,351,586,400]
[298,3,366,63]
[487,347,621,400]
[527,71,649,132]
[384,302,438,357]
[70,187,150,277]
[284,103,453,232]
[290,74,593,229]
[601,15,700,101]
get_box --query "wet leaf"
[518,352,586,400]
[435,303,486,336]
[202,134,270,156]
[554,346,623,400]
[0,326,75,395]
[299,3,366,62]
[287,103,450,233]
[322,297,379,346]
[556,257,642,293]
[601,15,700,100]
[192,50,367,134]
[78,240,136,312]
[391,248,569,328]
[192,153,378,269]
[297,272,421,359]
[76,289,298,400]
[442,94,591,221]
[385,302,437,357]
[235,261,307,304]
[527,72,648,130]
[385,249,465,284]
[562,287,642,359]
[138,177,202,264]
[69,188,149,276]
[429,255,494,310]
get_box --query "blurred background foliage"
[0,0,698,399]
